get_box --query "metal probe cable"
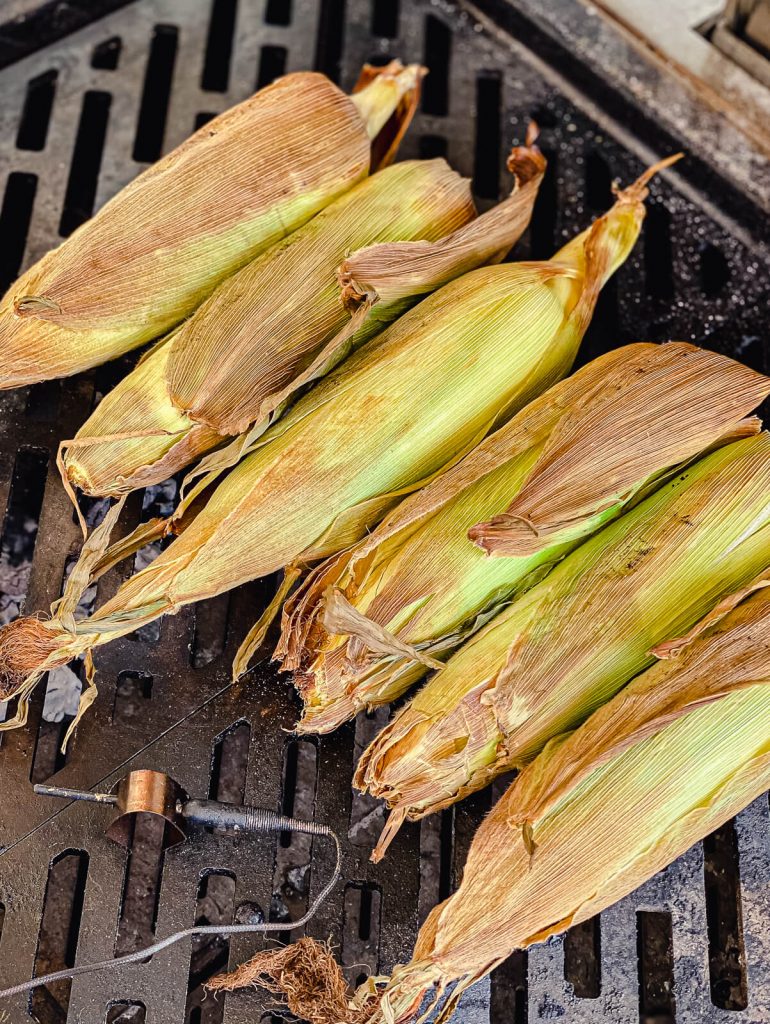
[0,808,341,1000]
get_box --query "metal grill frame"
[0,1,768,1022]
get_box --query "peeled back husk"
[0,175,645,728]
[61,136,547,497]
[357,431,770,859]
[278,341,769,734]
[0,64,423,389]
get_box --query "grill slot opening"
[194,110,217,129]
[209,720,251,810]
[0,171,37,292]
[31,662,85,783]
[32,849,90,1024]
[372,0,399,39]
[528,145,557,258]
[704,819,748,1010]
[92,37,122,70]
[491,950,528,1024]
[265,0,292,26]
[643,204,675,301]
[114,812,165,959]
[106,1001,147,1022]
[342,881,381,986]
[0,446,49,625]
[256,44,287,89]
[698,242,731,298]
[421,14,450,116]
[637,910,676,1024]
[349,709,390,850]
[25,379,63,422]
[59,89,112,237]
[185,870,236,1020]
[438,807,454,902]
[192,593,229,668]
[419,134,447,159]
[132,25,178,163]
[16,69,58,152]
[585,150,613,210]
[564,916,601,998]
[473,73,502,201]
[273,738,317,923]
[202,0,238,92]
[112,670,154,725]
[314,0,345,81]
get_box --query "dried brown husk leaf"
[337,125,547,310]
[0,64,422,388]
[470,341,770,554]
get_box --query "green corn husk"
[205,572,770,1023]
[0,156,657,730]
[277,342,770,734]
[0,63,422,389]
[357,431,770,860]
[363,574,770,1024]
[60,137,547,497]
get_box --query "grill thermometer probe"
[0,769,341,1000]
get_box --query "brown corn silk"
[0,64,422,389]
[368,575,770,1024]
[357,432,770,859]
[277,342,770,735]
[0,152,642,727]
[60,136,547,497]
[205,574,770,1024]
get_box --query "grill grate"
[0,1,768,1022]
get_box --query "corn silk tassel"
[215,573,770,1024]
[277,341,769,734]
[0,154,665,730]
[60,134,547,497]
[0,62,423,389]
[357,431,770,860]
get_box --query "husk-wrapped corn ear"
[369,574,770,1024]
[0,63,422,389]
[357,432,770,859]
[0,177,637,728]
[61,136,547,497]
[278,341,769,734]
[206,573,770,1023]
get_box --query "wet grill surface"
[0,1,768,1022]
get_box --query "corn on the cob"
[205,572,770,1021]
[0,158,653,729]
[0,64,422,389]
[61,137,547,497]
[357,431,770,859]
[367,573,770,1024]
[278,342,769,734]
